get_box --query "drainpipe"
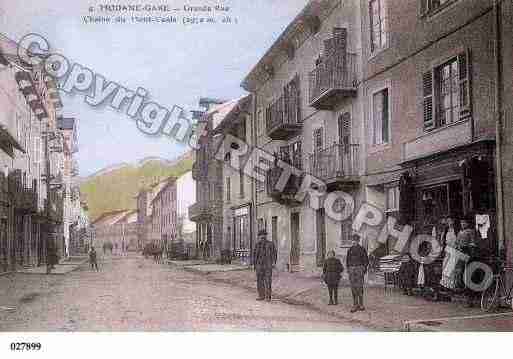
[250,94,257,266]
[493,0,508,277]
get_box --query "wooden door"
[316,208,326,267]
[338,112,351,149]
[290,212,300,269]
[272,216,278,250]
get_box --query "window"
[372,88,390,145]
[369,0,387,53]
[258,218,265,232]
[271,216,278,248]
[256,157,271,192]
[313,127,323,153]
[257,109,263,136]
[239,167,244,198]
[386,186,400,212]
[226,177,231,202]
[239,118,246,142]
[423,51,470,131]
[421,0,456,17]
[291,141,302,170]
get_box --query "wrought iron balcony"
[188,201,212,222]
[265,93,302,140]
[308,52,357,110]
[266,164,303,205]
[7,171,38,214]
[308,143,360,191]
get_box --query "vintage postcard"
[1,0,512,354]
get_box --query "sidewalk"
[17,258,88,275]
[171,262,513,331]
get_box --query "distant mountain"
[80,152,194,222]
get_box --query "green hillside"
[80,153,194,222]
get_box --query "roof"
[151,177,177,204]
[116,209,138,224]
[241,0,337,91]
[212,95,251,134]
[206,96,249,131]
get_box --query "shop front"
[395,140,499,301]
[231,204,252,265]
[372,140,499,303]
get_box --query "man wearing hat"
[346,234,369,312]
[253,228,277,301]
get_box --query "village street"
[0,255,369,331]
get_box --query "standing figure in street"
[346,234,369,312]
[322,250,344,305]
[253,229,277,302]
[456,217,479,307]
[46,244,57,274]
[89,246,99,271]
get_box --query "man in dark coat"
[89,247,99,271]
[253,229,277,301]
[323,250,344,305]
[346,234,369,312]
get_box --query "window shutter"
[422,70,434,130]
[369,1,375,53]
[293,75,299,123]
[458,49,471,119]
[283,83,289,123]
[419,0,428,17]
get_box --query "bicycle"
[480,260,513,312]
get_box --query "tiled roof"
[210,96,249,131]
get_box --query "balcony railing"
[265,90,302,140]
[308,143,359,190]
[7,171,38,214]
[308,52,357,110]
[188,201,212,222]
[266,165,303,205]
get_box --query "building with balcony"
[58,117,79,258]
[241,0,364,272]
[357,0,504,262]
[176,171,196,257]
[1,35,65,272]
[150,177,178,255]
[211,95,255,264]
[188,98,232,260]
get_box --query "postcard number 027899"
[10,343,42,351]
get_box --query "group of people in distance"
[253,229,368,313]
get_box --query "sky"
[0,0,306,175]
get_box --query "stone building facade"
[241,0,364,272]
[1,36,68,272]
[189,98,227,259]
[359,0,503,262]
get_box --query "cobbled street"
[0,255,369,331]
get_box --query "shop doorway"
[416,181,463,229]
[0,219,7,272]
[290,212,300,269]
[316,208,326,267]
[271,216,278,250]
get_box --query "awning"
[363,168,405,187]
